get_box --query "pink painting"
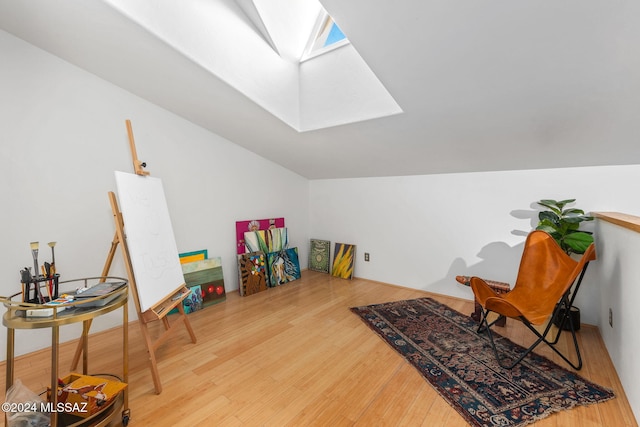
[236,218,285,254]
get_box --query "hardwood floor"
[1,271,637,426]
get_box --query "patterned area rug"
[351,297,615,427]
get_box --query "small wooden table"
[455,275,510,327]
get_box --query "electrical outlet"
[364,252,370,262]
[609,308,613,328]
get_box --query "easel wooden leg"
[139,320,163,394]
[71,232,119,370]
[70,319,92,372]
[177,304,197,344]
[135,303,197,394]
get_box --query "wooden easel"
[71,120,197,394]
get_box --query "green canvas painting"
[309,239,331,274]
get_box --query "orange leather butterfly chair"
[470,230,596,370]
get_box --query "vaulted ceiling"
[1,0,639,179]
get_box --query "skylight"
[300,12,350,62]
[112,0,402,131]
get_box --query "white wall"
[589,219,640,421]
[0,30,309,358]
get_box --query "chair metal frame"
[472,231,596,370]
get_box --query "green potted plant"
[535,199,594,255]
[535,198,594,330]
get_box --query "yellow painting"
[331,243,356,279]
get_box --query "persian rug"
[351,297,615,427]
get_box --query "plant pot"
[554,306,580,331]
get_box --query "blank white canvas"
[114,171,185,312]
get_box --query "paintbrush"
[48,241,56,265]
[30,242,39,279]
[30,242,44,303]
[48,242,57,298]
[41,265,52,301]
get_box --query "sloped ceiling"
[1,0,639,179]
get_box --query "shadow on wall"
[426,203,597,308]
[444,240,527,297]
[426,208,540,298]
